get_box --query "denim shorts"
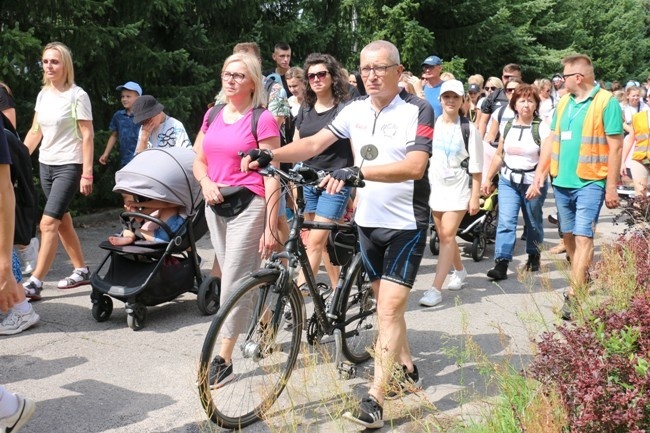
[553,183,605,238]
[12,251,22,283]
[40,163,82,220]
[303,185,351,221]
[153,215,186,242]
[357,226,427,289]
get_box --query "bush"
[529,293,650,432]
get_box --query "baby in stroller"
[108,198,186,245]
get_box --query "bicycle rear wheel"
[340,259,377,364]
[198,272,304,429]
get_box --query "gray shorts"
[40,163,82,220]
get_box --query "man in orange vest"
[530,54,623,321]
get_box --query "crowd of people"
[2,36,647,430]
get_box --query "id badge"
[443,168,455,180]
[560,131,572,141]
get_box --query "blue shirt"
[423,82,443,119]
[109,109,139,166]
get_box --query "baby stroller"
[429,187,499,262]
[90,147,218,330]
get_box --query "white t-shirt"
[328,92,434,230]
[622,102,649,125]
[499,119,551,184]
[137,115,192,149]
[35,85,93,165]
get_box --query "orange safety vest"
[550,89,613,180]
[631,111,650,161]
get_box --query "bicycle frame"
[248,166,367,362]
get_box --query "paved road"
[1,198,622,432]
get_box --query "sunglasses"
[485,86,497,91]
[307,71,329,81]
[561,72,584,80]
[505,88,517,94]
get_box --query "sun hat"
[132,95,164,125]
[440,79,464,97]
[421,55,442,67]
[116,81,143,96]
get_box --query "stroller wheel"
[472,235,487,262]
[126,303,147,331]
[429,229,440,255]
[92,295,113,322]
[197,276,221,316]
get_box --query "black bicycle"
[197,165,377,429]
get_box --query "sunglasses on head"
[307,71,329,81]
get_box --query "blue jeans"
[553,183,605,238]
[494,177,548,261]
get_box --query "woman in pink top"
[193,53,281,388]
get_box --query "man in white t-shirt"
[132,95,192,153]
[243,40,434,429]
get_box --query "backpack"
[502,117,542,146]
[459,116,471,175]
[206,104,265,145]
[2,113,38,245]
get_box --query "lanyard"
[442,119,459,165]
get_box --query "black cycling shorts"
[357,226,427,289]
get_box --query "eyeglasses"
[561,72,584,80]
[485,86,497,91]
[505,88,517,94]
[360,64,398,77]
[307,71,329,81]
[221,71,246,83]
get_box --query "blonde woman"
[419,80,482,307]
[22,42,94,300]
[193,53,281,388]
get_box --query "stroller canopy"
[113,147,201,214]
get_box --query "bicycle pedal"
[338,361,357,380]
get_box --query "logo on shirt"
[381,123,398,138]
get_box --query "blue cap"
[116,81,142,96]
[422,55,442,67]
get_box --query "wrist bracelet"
[82,175,93,180]
[199,175,209,184]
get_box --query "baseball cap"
[467,83,481,93]
[625,80,640,90]
[422,55,442,67]
[440,79,464,97]
[131,95,164,125]
[116,81,143,96]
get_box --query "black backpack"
[459,116,471,175]
[206,104,265,145]
[2,113,38,245]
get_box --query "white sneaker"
[419,288,442,307]
[1,394,35,432]
[447,267,467,291]
[0,306,40,335]
[16,237,39,276]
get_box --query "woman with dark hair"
[294,53,354,291]
[481,84,550,280]
[349,71,366,96]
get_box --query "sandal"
[58,267,91,289]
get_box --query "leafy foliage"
[529,294,650,432]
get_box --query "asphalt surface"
[1,197,623,432]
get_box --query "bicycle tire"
[340,258,377,364]
[198,272,304,429]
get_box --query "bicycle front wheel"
[198,272,304,429]
[340,259,377,364]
